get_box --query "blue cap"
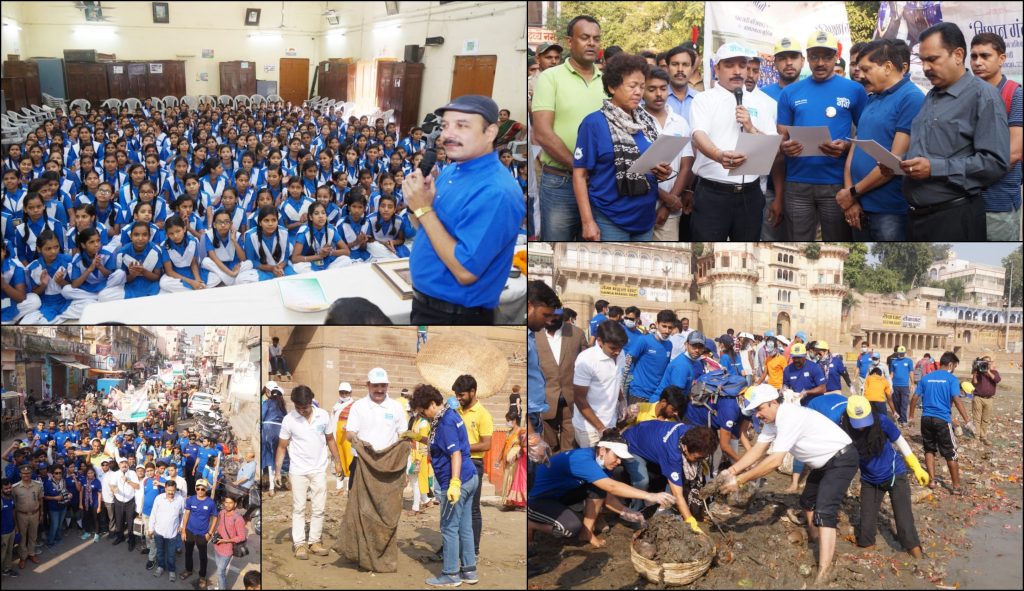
[795,331,807,341]
[763,330,775,337]
[434,94,500,125]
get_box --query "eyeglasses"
[195,486,207,491]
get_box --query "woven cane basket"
[630,529,715,586]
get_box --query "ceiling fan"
[72,1,115,22]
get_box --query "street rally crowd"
[525,281,1005,585]
[261,366,525,588]
[1,381,257,590]
[528,14,1021,242]
[1,93,526,324]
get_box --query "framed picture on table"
[372,259,414,300]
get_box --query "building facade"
[928,250,1006,306]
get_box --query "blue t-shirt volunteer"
[850,77,925,214]
[588,313,608,340]
[856,352,873,378]
[914,369,960,423]
[429,408,477,490]
[859,414,908,485]
[783,360,826,402]
[805,393,849,425]
[184,495,218,535]
[657,353,704,398]
[573,111,658,234]
[409,151,524,309]
[777,74,868,184]
[530,448,611,500]
[624,333,673,402]
[890,356,914,387]
[623,421,695,486]
[821,356,848,392]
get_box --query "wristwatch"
[412,205,434,218]
[848,185,860,203]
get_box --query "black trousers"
[907,196,986,240]
[112,498,136,541]
[858,473,921,551]
[690,179,764,241]
[471,459,484,556]
[184,531,209,576]
[410,297,495,325]
[798,445,860,528]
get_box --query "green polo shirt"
[531,60,607,170]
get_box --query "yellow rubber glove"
[684,515,704,534]
[903,453,930,487]
[447,478,462,503]
[400,430,425,443]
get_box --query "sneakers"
[153,567,164,578]
[81,532,91,540]
[460,570,479,584]
[294,544,309,560]
[2,568,19,577]
[92,534,100,543]
[309,542,330,556]
[426,574,463,587]
[169,572,176,582]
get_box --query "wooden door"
[143,62,167,98]
[450,55,497,99]
[238,61,256,95]
[106,62,129,99]
[376,61,395,111]
[396,62,425,135]
[278,58,309,105]
[220,61,241,96]
[163,61,186,97]
[65,62,107,104]
[3,60,42,108]
[127,63,149,99]
[346,64,357,102]
[2,77,29,113]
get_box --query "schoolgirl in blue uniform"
[62,227,120,305]
[189,145,208,176]
[102,229,160,300]
[99,153,126,195]
[366,194,410,259]
[109,200,163,253]
[174,183,208,241]
[316,149,336,186]
[247,188,274,232]
[2,168,27,213]
[116,163,147,212]
[330,170,350,209]
[360,145,385,179]
[290,201,351,274]
[312,184,342,226]
[37,175,73,226]
[370,173,403,214]
[198,157,229,218]
[1,240,41,323]
[299,160,320,199]
[123,180,169,228]
[23,229,84,323]
[202,209,257,286]
[237,152,263,189]
[3,145,21,172]
[158,214,220,293]
[163,157,190,204]
[65,203,110,254]
[243,205,296,281]
[397,127,426,157]
[278,176,314,236]
[263,166,286,206]
[12,192,67,265]
[214,187,247,233]
[234,170,255,213]
[143,153,169,196]
[342,146,361,186]
[337,190,372,262]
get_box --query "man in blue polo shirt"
[840,39,925,240]
[405,95,525,325]
[782,343,826,406]
[777,30,868,241]
[623,310,676,417]
[622,306,644,346]
[908,352,972,494]
[809,341,851,394]
[658,331,707,396]
[889,346,915,426]
[856,341,874,393]
[588,300,609,346]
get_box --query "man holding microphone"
[404,95,525,325]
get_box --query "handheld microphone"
[419,149,438,178]
[734,87,744,106]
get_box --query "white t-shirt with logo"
[572,345,626,439]
[279,407,335,476]
[757,402,851,469]
[345,395,406,457]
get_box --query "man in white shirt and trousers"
[715,384,859,586]
[275,384,343,561]
[344,368,407,491]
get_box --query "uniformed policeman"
[404,95,525,325]
[12,465,43,569]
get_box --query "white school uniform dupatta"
[200,174,228,204]
[116,241,162,273]
[162,235,200,272]
[247,226,290,266]
[204,228,242,265]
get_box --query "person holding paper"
[838,39,924,240]
[687,43,779,241]
[762,36,808,240]
[777,31,868,241]
[641,67,695,241]
[572,53,672,241]
[898,23,1009,240]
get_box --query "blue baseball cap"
[434,94,500,125]
[763,330,775,337]
[795,331,808,341]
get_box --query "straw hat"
[415,331,509,399]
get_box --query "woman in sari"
[493,109,524,152]
[500,410,526,509]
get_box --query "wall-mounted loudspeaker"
[404,44,424,63]
[425,36,445,46]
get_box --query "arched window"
[671,258,683,277]
[627,253,639,274]
[566,244,578,265]
[615,251,626,272]
[601,249,612,268]
[642,255,652,274]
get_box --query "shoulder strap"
[1001,79,1020,115]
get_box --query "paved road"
[3,517,260,590]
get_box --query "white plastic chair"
[163,95,180,109]
[124,98,142,113]
[101,98,121,110]
[70,98,91,111]
[181,96,199,110]
[382,108,395,124]
[218,94,234,108]
[267,94,284,104]
[234,95,251,108]
[249,94,266,107]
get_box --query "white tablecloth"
[78,251,526,325]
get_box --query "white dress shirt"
[279,407,335,476]
[646,107,695,219]
[346,394,406,457]
[149,492,185,539]
[690,84,778,185]
[571,345,626,438]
